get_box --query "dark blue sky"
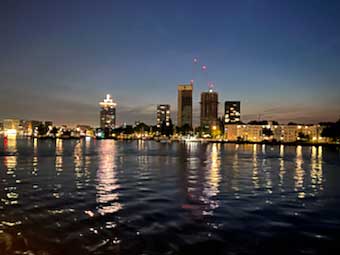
[1,0,339,126]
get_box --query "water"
[1,138,340,254]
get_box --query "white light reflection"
[295,146,305,199]
[55,139,63,173]
[203,144,221,201]
[96,141,122,215]
[199,143,221,216]
[231,145,239,193]
[32,138,38,175]
[279,145,285,190]
[4,137,17,171]
[84,138,92,176]
[252,144,259,190]
[262,146,272,193]
[73,140,87,195]
[310,146,323,194]
[3,137,18,205]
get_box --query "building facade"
[99,94,117,129]
[200,90,219,129]
[157,104,171,128]
[224,101,241,124]
[225,123,323,143]
[3,119,20,135]
[177,84,193,128]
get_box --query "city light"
[4,129,17,136]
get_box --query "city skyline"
[1,0,340,126]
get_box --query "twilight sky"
[1,0,340,127]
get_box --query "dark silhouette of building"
[177,84,192,128]
[200,90,219,129]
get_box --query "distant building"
[224,101,241,124]
[225,124,262,142]
[76,125,93,137]
[225,123,323,143]
[3,119,20,135]
[99,94,117,129]
[177,84,192,128]
[23,120,43,136]
[200,90,219,129]
[157,104,171,128]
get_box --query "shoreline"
[2,136,339,148]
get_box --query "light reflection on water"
[295,146,305,199]
[96,140,122,215]
[0,138,339,254]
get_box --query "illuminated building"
[225,123,322,143]
[245,125,263,142]
[200,90,218,129]
[177,84,192,128]
[225,124,262,142]
[157,104,171,128]
[99,94,117,129]
[3,119,20,136]
[76,125,93,137]
[224,101,241,124]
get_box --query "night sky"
[1,0,340,127]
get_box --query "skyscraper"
[99,94,117,129]
[157,104,171,128]
[224,101,241,124]
[200,89,219,129]
[177,84,192,128]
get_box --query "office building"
[99,94,117,129]
[177,84,193,128]
[157,104,171,128]
[224,101,241,124]
[200,89,218,129]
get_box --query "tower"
[177,84,193,128]
[99,94,117,129]
[200,89,218,129]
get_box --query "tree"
[178,124,192,135]
[262,128,273,137]
[161,119,173,137]
[321,119,340,141]
[37,124,48,136]
[134,122,150,133]
[298,132,310,142]
[51,127,59,137]
[288,122,297,126]
[248,120,268,125]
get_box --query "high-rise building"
[177,84,192,128]
[99,94,117,129]
[157,104,171,128]
[224,101,241,124]
[200,89,219,129]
